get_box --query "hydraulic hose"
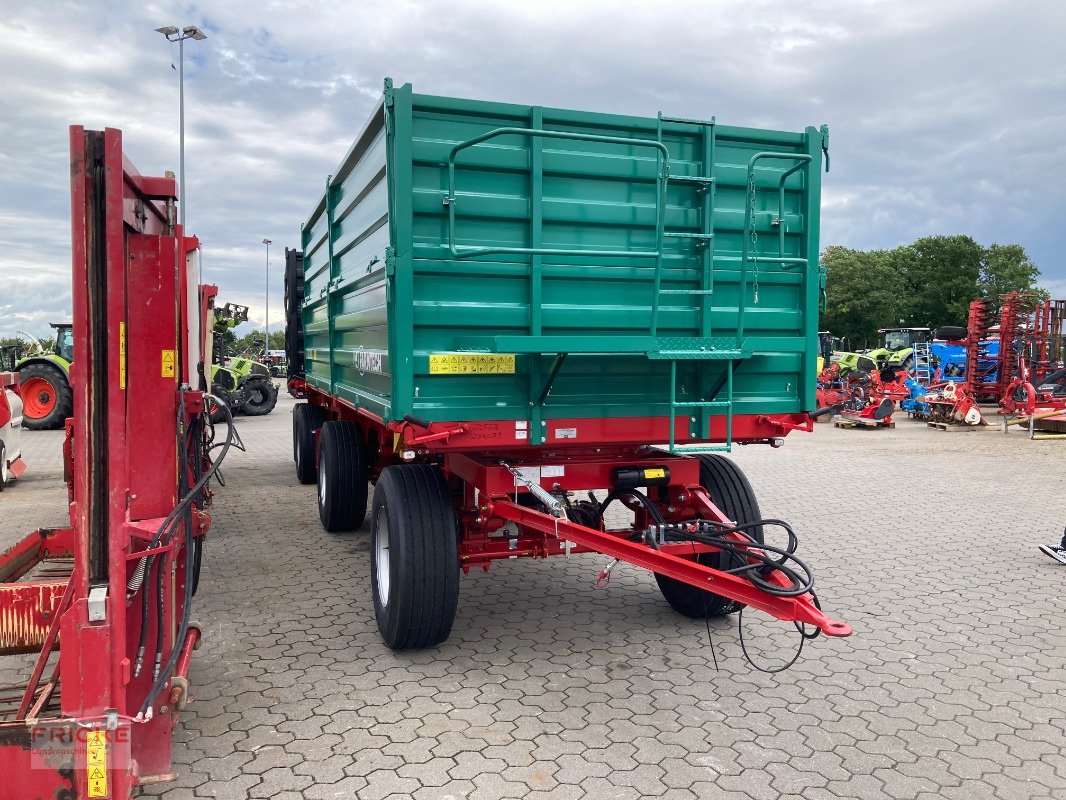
[136,391,236,719]
[127,393,234,596]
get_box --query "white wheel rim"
[318,453,326,506]
[375,511,390,608]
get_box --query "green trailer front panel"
[300,80,827,443]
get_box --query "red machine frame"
[0,128,214,798]
[290,374,851,639]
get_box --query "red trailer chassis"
[0,129,218,798]
[290,376,852,641]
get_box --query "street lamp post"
[263,239,273,358]
[155,25,207,230]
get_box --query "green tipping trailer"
[283,79,851,652]
[288,78,828,452]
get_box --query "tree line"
[820,235,1043,349]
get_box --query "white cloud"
[0,0,1063,337]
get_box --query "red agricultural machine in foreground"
[0,129,231,799]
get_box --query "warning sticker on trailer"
[429,353,516,374]
[161,349,176,379]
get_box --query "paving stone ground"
[2,392,1064,799]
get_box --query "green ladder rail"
[656,113,745,453]
[737,151,813,340]
[668,359,734,454]
[652,112,718,339]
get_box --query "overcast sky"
[1,0,1063,338]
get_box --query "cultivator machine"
[951,292,1056,401]
[0,128,230,798]
[816,363,908,428]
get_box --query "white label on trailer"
[356,350,383,373]
[555,427,577,439]
[515,430,528,440]
[515,420,528,430]
[514,466,540,486]
[542,465,565,478]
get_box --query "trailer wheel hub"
[375,513,390,608]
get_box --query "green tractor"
[864,327,931,374]
[830,327,930,378]
[15,323,74,430]
[210,302,279,420]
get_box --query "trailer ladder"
[653,114,739,451]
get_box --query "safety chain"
[748,172,759,305]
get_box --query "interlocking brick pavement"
[1,392,1064,799]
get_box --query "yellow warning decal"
[643,468,666,480]
[161,349,176,379]
[118,323,126,390]
[429,354,515,375]
[86,730,108,797]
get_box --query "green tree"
[233,329,285,356]
[820,245,905,348]
[897,235,983,328]
[979,243,1044,301]
[820,236,1045,344]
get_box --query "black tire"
[240,375,278,416]
[655,454,764,619]
[0,441,6,492]
[207,384,236,425]
[293,403,328,484]
[316,420,368,532]
[371,465,460,650]
[19,362,72,430]
[935,325,967,341]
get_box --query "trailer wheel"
[316,420,368,532]
[0,441,6,492]
[293,403,328,484]
[655,454,764,618]
[371,465,460,650]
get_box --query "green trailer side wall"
[301,81,825,435]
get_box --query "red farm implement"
[0,128,229,799]
[816,365,906,429]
